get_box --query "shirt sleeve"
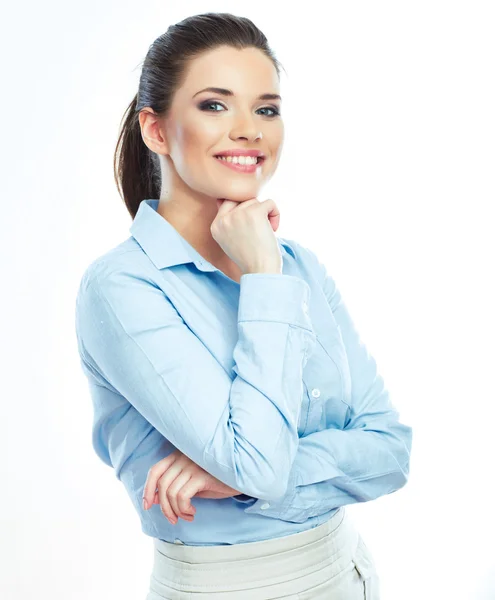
[75,267,316,502]
[241,246,413,522]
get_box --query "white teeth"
[216,155,260,165]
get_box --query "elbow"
[383,467,409,498]
[230,432,297,501]
[385,420,413,479]
[397,422,413,478]
[253,476,289,502]
[390,426,413,492]
[389,434,413,491]
[205,430,297,502]
[371,421,413,496]
[235,459,291,502]
[242,480,288,503]
[398,443,412,487]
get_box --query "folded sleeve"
[75,267,316,501]
[242,246,413,522]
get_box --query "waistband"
[152,507,349,563]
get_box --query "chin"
[216,187,265,203]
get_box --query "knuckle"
[149,462,163,474]
[213,219,225,232]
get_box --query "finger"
[143,469,161,510]
[215,198,239,216]
[167,472,195,521]
[158,464,184,524]
[159,488,177,525]
[143,453,177,510]
[263,199,280,232]
[269,214,280,232]
[261,198,280,220]
[176,478,201,517]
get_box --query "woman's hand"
[142,450,242,525]
[212,198,282,276]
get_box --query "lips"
[214,155,265,164]
[213,155,265,173]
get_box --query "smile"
[214,156,265,173]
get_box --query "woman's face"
[151,45,284,203]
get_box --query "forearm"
[234,419,413,521]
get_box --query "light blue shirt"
[74,198,413,546]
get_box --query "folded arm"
[75,267,316,502]
[235,244,413,521]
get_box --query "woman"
[75,12,413,599]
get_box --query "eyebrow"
[193,87,282,102]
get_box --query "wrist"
[243,265,282,275]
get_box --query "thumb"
[216,198,240,216]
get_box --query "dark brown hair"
[113,12,285,219]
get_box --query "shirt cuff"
[238,274,312,331]
[241,487,298,519]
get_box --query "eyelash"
[198,100,281,118]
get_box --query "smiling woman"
[113,20,286,223]
[73,10,412,600]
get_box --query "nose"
[229,113,263,142]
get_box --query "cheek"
[275,124,285,149]
[177,129,217,169]
[267,124,284,157]
[182,114,221,146]
[269,139,284,168]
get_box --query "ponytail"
[113,94,160,219]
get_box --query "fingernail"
[143,498,148,510]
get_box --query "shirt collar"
[130,199,294,272]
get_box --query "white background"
[1,1,493,598]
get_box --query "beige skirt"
[145,507,380,599]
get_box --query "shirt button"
[260,502,270,510]
[311,388,321,398]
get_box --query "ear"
[138,108,170,156]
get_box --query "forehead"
[179,45,280,96]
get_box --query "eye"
[199,101,225,113]
[198,100,280,118]
[258,106,281,117]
